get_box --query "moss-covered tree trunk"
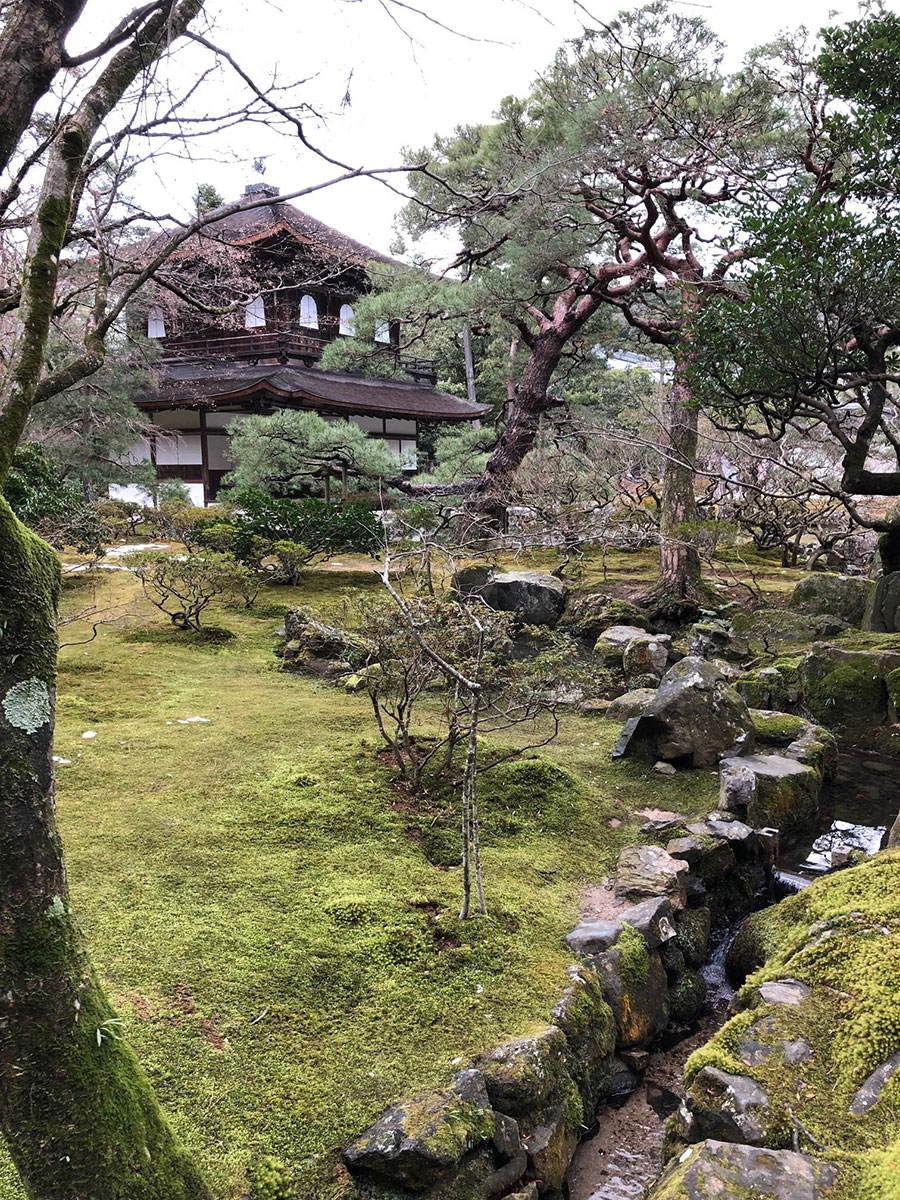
[657,371,701,607]
[0,505,211,1200]
[0,3,213,1195]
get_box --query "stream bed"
[566,749,900,1200]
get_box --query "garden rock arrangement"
[646,852,900,1200]
[612,657,756,768]
[277,608,370,678]
[344,818,778,1199]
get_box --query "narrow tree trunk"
[0,499,211,1199]
[657,368,701,609]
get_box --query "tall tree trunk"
[657,367,702,608]
[0,4,212,1195]
[0,498,212,1199]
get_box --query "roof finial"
[243,182,279,199]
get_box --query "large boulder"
[790,573,874,627]
[797,642,900,733]
[648,1140,838,1200]
[866,571,900,632]
[343,1068,498,1190]
[719,753,819,830]
[551,966,616,1113]
[477,1027,567,1117]
[612,657,756,767]
[488,571,568,626]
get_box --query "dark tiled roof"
[134,361,489,423]
[140,193,397,270]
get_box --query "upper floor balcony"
[160,328,438,386]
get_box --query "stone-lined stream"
[566,750,900,1200]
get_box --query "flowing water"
[566,750,900,1200]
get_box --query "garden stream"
[565,749,900,1200]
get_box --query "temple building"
[120,183,487,505]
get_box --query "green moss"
[751,711,809,742]
[804,662,887,730]
[668,969,706,1023]
[617,923,650,988]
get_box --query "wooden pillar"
[199,407,210,506]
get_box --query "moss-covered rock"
[675,908,711,968]
[560,593,650,640]
[789,574,874,628]
[478,1027,567,1117]
[551,966,616,1114]
[647,1139,838,1200]
[669,969,707,1024]
[593,942,669,1050]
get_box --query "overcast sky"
[78,0,877,254]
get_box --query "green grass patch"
[0,564,719,1200]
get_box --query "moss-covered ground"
[0,556,721,1200]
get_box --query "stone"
[451,565,493,596]
[613,657,756,768]
[751,710,838,782]
[594,624,656,663]
[680,1067,771,1146]
[666,834,735,883]
[478,1027,567,1117]
[594,946,669,1049]
[659,940,686,978]
[687,621,750,663]
[866,570,900,632]
[648,1139,838,1200]
[566,920,625,957]
[609,1056,640,1098]
[653,761,676,776]
[759,978,810,1006]
[703,814,759,857]
[638,809,688,835]
[790,573,874,627]
[343,1068,495,1189]
[798,642,900,733]
[521,1080,581,1192]
[605,688,657,722]
[559,593,650,640]
[624,634,670,683]
[281,609,370,678]
[619,896,678,948]
[674,907,711,967]
[668,968,707,1023]
[783,1038,813,1066]
[719,753,819,831]
[488,571,568,626]
[614,845,689,910]
[620,1048,650,1073]
[551,966,616,1113]
[849,1049,900,1115]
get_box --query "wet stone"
[680,1067,771,1146]
[615,845,690,910]
[648,1139,839,1200]
[759,979,811,1006]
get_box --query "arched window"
[244,295,266,329]
[299,294,319,329]
[339,303,356,336]
[147,307,166,339]
[375,321,391,344]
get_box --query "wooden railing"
[161,330,437,383]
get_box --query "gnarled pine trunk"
[0,498,211,1198]
[656,367,702,612]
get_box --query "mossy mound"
[677,852,900,1199]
